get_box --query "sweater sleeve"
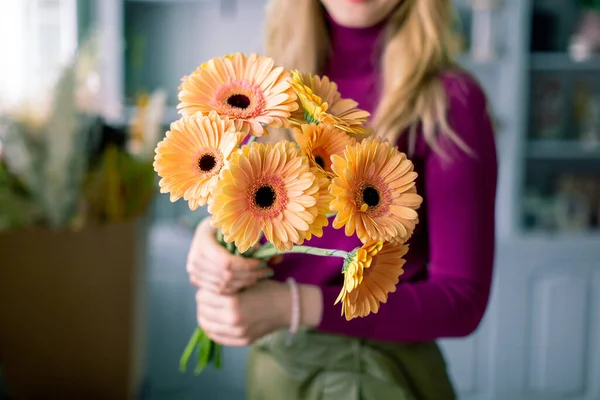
[316,74,498,342]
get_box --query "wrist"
[276,281,293,330]
[276,282,323,331]
[298,284,323,328]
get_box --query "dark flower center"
[314,155,325,169]
[198,154,217,172]
[227,94,251,109]
[362,186,380,207]
[255,185,276,209]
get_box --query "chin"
[322,0,401,28]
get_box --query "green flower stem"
[326,212,337,218]
[226,240,235,254]
[179,230,227,376]
[246,136,257,146]
[253,244,349,260]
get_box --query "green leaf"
[179,328,201,373]
[83,147,156,223]
[195,329,213,375]
[214,343,223,370]
[0,164,38,231]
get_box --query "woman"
[186,0,497,398]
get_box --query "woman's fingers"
[197,311,250,346]
[227,269,272,289]
[188,247,269,291]
[190,275,222,293]
[189,263,271,292]
[196,291,253,347]
[186,219,273,291]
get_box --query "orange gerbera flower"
[335,241,408,320]
[290,70,370,135]
[208,141,319,253]
[293,123,355,178]
[177,53,298,137]
[153,111,244,210]
[330,137,423,244]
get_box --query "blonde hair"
[264,0,471,156]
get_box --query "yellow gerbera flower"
[300,169,333,242]
[290,71,370,135]
[330,137,423,244]
[208,141,319,253]
[177,53,298,137]
[292,123,356,178]
[153,111,244,210]
[335,241,408,320]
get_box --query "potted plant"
[0,37,164,399]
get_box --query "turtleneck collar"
[323,10,387,79]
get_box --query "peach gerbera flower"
[330,137,423,244]
[292,123,356,178]
[290,70,370,135]
[153,111,244,210]
[208,141,319,253]
[177,53,298,137]
[335,241,408,320]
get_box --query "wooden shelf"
[517,230,600,245]
[527,140,600,160]
[530,52,600,71]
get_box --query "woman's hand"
[196,280,324,346]
[196,280,289,346]
[186,218,271,294]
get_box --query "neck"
[324,12,387,78]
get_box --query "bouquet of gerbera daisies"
[153,53,423,374]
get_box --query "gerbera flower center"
[193,148,224,178]
[314,155,325,169]
[254,185,277,209]
[198,154,217,172]
[247,175,288,219]
[354,179,391,217]
[212,80,266,119]
[362,186,380,207]
[227,94,251,110]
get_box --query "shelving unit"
[527,139,600,159]
[520,0,600,237]
[530,52,600,71]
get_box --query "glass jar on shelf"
[532,77,567,140]
[570,0,600,62]
[554,174,593,232]
[573,81,600,148]
[523,187,557,232]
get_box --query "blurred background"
[0,0,599,399]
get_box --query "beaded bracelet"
[285,277,300,346]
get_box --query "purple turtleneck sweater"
[273,16,498,342]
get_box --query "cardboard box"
[0,220,148,399]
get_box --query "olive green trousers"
[247,329,456,400]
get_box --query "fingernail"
[265,270,274,278]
